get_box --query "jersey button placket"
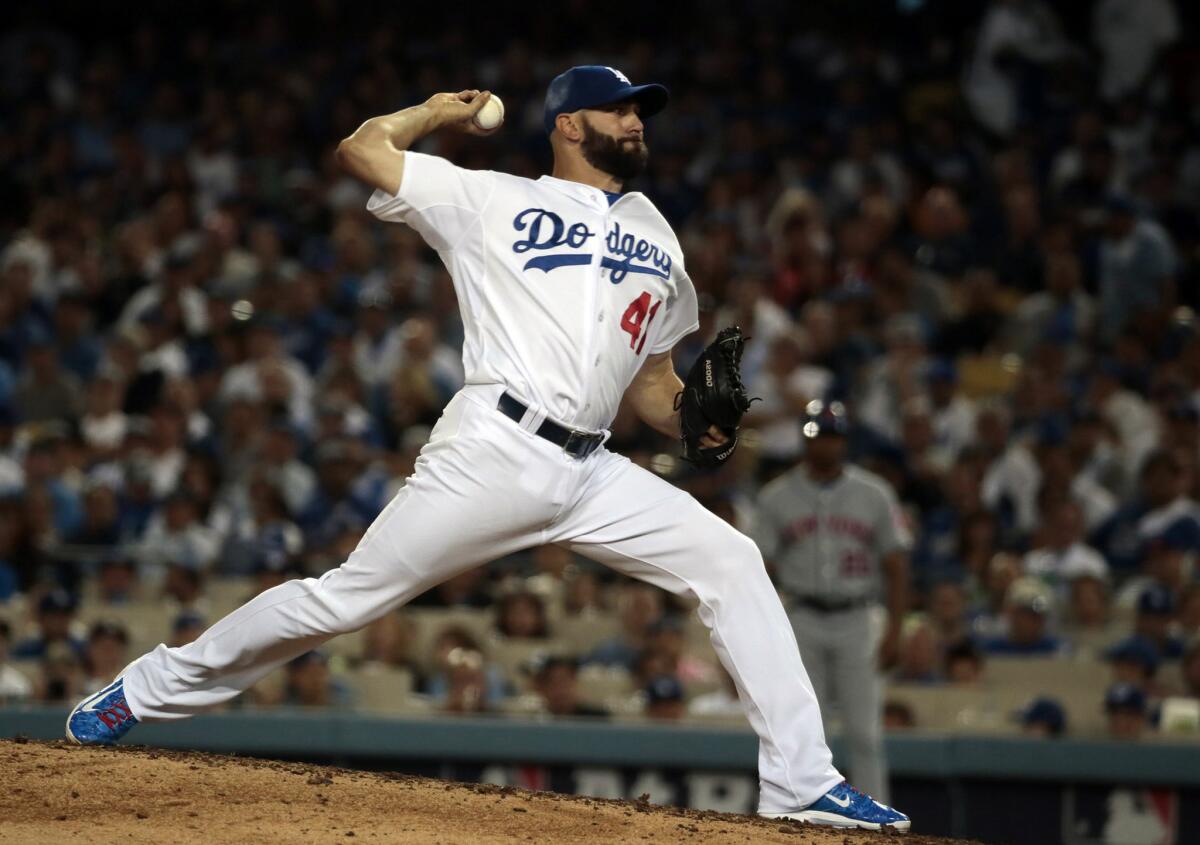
[596,312,604,367]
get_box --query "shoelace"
[838,781,870,804]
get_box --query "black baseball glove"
[675,326,754,467]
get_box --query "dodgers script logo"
[511,209,671,283]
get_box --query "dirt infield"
[0,739,978,844]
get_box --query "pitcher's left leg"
[549,452,841,813]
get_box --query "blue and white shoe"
[761,781,910,831]
[65,678,140,745]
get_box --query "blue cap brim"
[606,82,669,118]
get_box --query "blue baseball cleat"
[65,678,140,745]
[761,781,911,831]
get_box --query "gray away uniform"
[754,465,912,803]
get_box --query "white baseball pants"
[122,385,842,812]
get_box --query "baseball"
[473,94,504,130]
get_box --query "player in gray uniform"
[754,400,912,803]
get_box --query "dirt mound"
[1,739,976,844]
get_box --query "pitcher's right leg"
[68,394,561,739]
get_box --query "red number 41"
[620,292,662,354]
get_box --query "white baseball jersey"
[366,152,699,432]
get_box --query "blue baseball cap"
[1138,585,1176,616]
[1105,635,1160,676]
[543,65,669,135]
[1104,682,1146,713]
[1019,696,1066,736]
[644,674,684,704]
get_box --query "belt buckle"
[564,430,598,459]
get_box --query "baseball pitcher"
[66,67,908,831]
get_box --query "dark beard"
[579,118,648,182]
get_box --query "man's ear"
[556,112,583,143]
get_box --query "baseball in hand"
[473,94,505,130]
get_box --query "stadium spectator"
[970,552,1022,640]
[161,560,207,613]
[927,581,970,646]
[744,329,832,476]
[36,641,85,704]
[13,337,81,424]
[586,583,665,670]
[1019,697,1067,738]
[1097,197,1177,345]
[78,372,128,458]
[82,620,129,690]
[424,626,508,708]
[644,618,718,689]
[12,590,85,660]
[283,650,351,708]
[1093,0,1181,102]
[1023,500,1109,597]
[643,674,686,721]
[361,612,420,675]
[964,0,1071,138]
[944,640,985,685]
[532,656,607,719]
[137,492,220,574]
[220,477,304,577]
[894,616,942,684]
[438,645,491,715]
[1130,586,1186,659]
[71,483,123,552]
[978,580,1062,656]
[882,700,916,730]
[1061,573,1117,649]
[1105,636,1163,697]
[953,508,999,594]
[495,590,549,640]
[88,558,137,608]
[0,620,33,702]
[1105,682,1149,740]
[562,569,603,617]
[169,612,206,649]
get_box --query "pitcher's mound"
[1,739,977,844]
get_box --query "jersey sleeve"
[648,270,700,356]
[365,151,496,252]
[873,482,914,556]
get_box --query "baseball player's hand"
[425,90,500,136]
[699,425,729,449]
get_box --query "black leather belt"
[497,392,604,460]
[795,595,873,614]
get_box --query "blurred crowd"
[2,0,1200,740]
